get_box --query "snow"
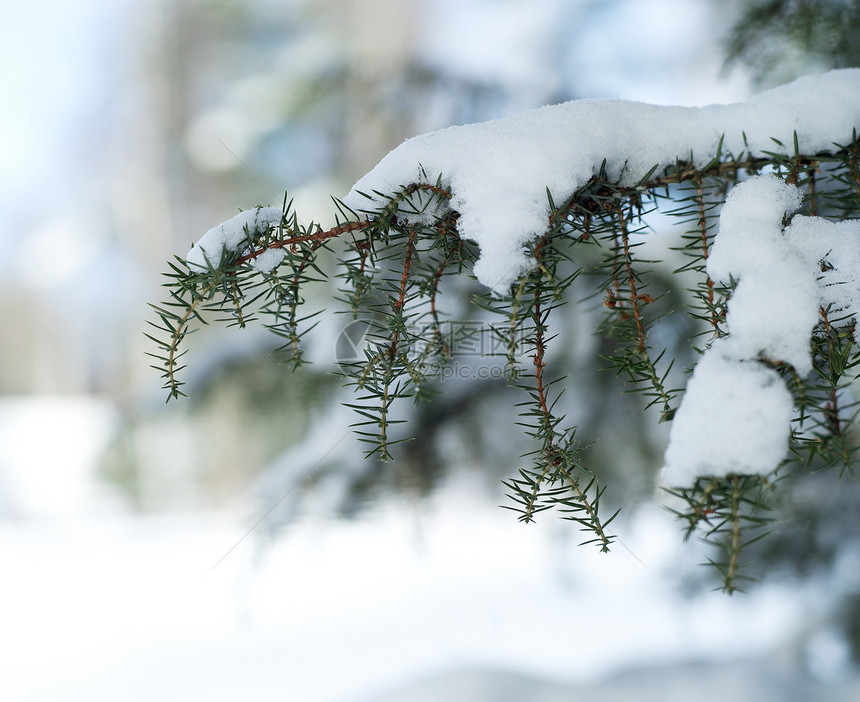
[343,69,860,294]
[662,341,794,484]
[663,177,810,485]
[186,206,283,271]
[0,396,118,517]
[250,245,286,273]
[663,174,860,485]
[1,399,857,700]
[784,215,860,333]
[707,174,818,375]
[1,481,849,702]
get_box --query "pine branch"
[148,131,860,590]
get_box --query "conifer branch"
[235,220,370,266]
[149,130,860,590]
[146,272,221,400]
[501,233,615,549]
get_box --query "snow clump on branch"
[344,69,860,294]
[186,206,283,272]
[663,175,860,486]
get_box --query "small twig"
[389,228,418,360]
[617,204,647,352]
[235,221,370,265]
[819,307,843,437]
[807,162,818,216]
[694,177,718,331]
[726,475,742,594]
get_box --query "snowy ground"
[1,397,858,701]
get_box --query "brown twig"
[807,162,819,216]
[389,228,418,360]
[819,307,842,437]
[235,220,371,265]
[643,157,769,189]
[283,239,328,360]
[725,475,742,594]
[427,230,462,355]
[403,182,453,199]
[531,237,551,417]
[694,177,719,332]
[617,204,648,353]
[850,138,860,199]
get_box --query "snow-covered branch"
[151,69,860,591]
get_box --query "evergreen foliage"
[149,128,860,593]
[725,0,860,84]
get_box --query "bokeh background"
[3,1,860,700]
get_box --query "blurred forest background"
[3,1,860,700]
